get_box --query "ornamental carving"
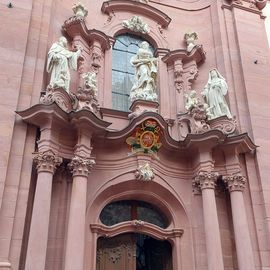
[174,60,184,93]
[76,72,100,115]
[68,156,95,177]
[184,31,198,53]
[223,173,246,192]
[108,247,122,263]
[193,170,219,190]
[122,16,150,34]
[135,162,154,181]
[209,115,237,135]
[126,119,162,155]
[40,86,78,112]
[226,0,267,11]
[179,90,210,134]
[72,2,88,18]
[33,150,62,173]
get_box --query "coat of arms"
[126,119,162,155]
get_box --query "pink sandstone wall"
[1,0,270,270]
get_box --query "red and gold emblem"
[126,119,162,155]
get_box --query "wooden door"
[97,234,136,270]
[96,233,172,270]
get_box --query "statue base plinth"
[40,86,77,113]
[208,115,237,135]
[128,99,159,119]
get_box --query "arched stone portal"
[86,178,194,270]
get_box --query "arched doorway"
[97,233,172,270]
[96,200,172,270]
[87,179,194,270]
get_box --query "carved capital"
[224,173,246,192]
[68,156,95,177]
[33,150,62,174]
[193,170,219,190]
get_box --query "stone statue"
[82,72,98,97]
[184,31,198,52]
[46,36,82,92]
[185,90,199,111]
[202,68,232,119]
[129,41,158,103]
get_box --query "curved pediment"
[101,0,171,28]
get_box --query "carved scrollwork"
[40,86,76,112]
[72,2,88,18]
[209,116,237,135]
[33,149,62,173]
[223,172,246,192]
[193,170,219,190]
[135,162,155,181]
[174,60,184,93]
[68,156,95,177]
[108,247,122,263]
[122,16,150,34]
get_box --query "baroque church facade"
[1,0,270,270]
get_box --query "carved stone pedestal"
[40,87,77,112]
[128,99,159,119]
[208,115,237,135]
[76,87,101,116]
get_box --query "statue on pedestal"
[129,41,158,103]
[202,68,232,119]
[46,36,81,92]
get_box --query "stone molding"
[33,150,62,174]
[193,170,219,190]
[90,221,183,240]
[101,0,171,28]
[222,0,267,16]
[68,156,95,177]
[224,173,246,192]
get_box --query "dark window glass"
[112,34,154,111]
[100,200,168,228]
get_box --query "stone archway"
[85,178,194,270]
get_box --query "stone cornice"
[222,0,267,17]
[162,45,206,65]
[17,104,256,156]
[90,220,183,240]
[101,0,172,28]
[63,17,114,50]
[33,149,62,174]
[16,102,69,128]
[223,133,257,153]
[17,103,111,134]
[223,173,246,192]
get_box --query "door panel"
[97,234,136,270]
[96,233,172,270]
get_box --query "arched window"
[112,34,154,111]
[100,200,169,228]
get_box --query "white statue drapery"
[202,68,232,119]
[129,41,158,102]
[47,36,81,92]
